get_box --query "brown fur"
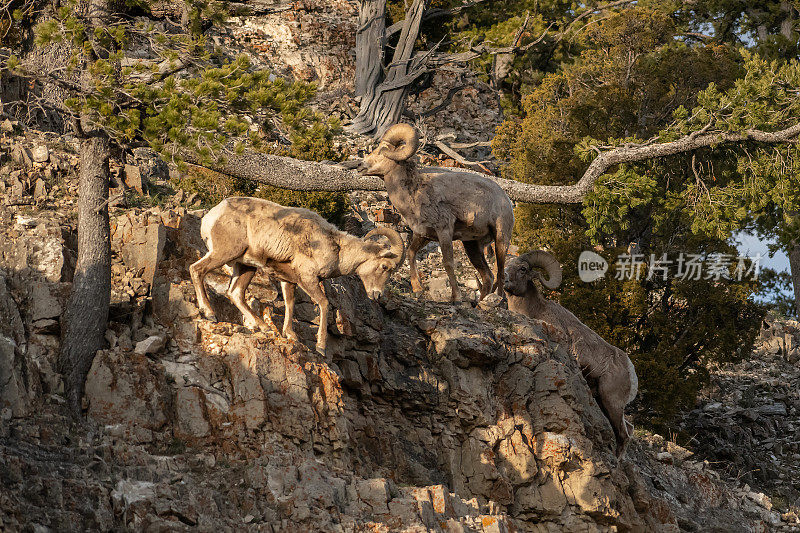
[360,123,514,302]
[190,197,404,356]
[504,253,638,457]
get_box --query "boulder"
[123,164,145,194]
[31,145,49,163]
[33,178,47,202]
[0,334,29,417]
[85,349,170,443]
[134,334,167,355]
[120,223,166,287]
[11,144,33,168]
[131,147,169,183]
[0,217,70,283]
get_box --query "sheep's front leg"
[190,251,235,321]
[436,229,461,302]
[407,233,427,294]
[280,282,299,342]
[299,277,330,356]
[227,262,266,331]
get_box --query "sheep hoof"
[201,311,218,323]
[261,325,280,336]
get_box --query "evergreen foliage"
[2,0,348,220]
[487,2,798,426]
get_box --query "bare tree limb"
[420,84,466,117]
[225,1,295,15]
[182,123,800,205]
[385,0,490,37]
[433,139,492,173]
[450,140,492,149]
[434,0,635,65]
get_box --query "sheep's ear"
[379,249,398,259]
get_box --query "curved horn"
[379,123,419,161]
[365,226,405,266]
[522,251,562,289]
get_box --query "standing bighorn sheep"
[190,197,404,355]
[359,123,514,302]
[503,251,638,456]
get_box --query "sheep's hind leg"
[598,377,631,457]
[492,222,510,297]
[463,240,493,300]
[280,282,299,342]
[298,276,330,357]
[190,251,238,322]
[227,263,266,332]
[407,233,428,294]
[436,229,462,302]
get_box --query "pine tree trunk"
[59,134,111,415]
[354,0,386,98]
[349,0,428,138]
[790,242,800,318]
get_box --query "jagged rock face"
[86,301,653,531]
[0,209,73,413]
[225,1,358,91]
[80,209,655,531]
[679,319,800,505]
[0,189,788,530]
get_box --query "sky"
[736,232,789,271]
[737,232,793,304]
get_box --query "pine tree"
[491,4,799,424]
[2,0,341,414]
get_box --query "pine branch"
[182,123,800,204]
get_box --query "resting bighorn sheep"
[503,251,638,456]
[359,123,514,302]
[190,197,404,355]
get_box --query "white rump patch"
[626,357,638,404]
[200,202,226,251]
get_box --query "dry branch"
[183,123,800,205]
[435,0,635,66]
[385,0,490,37]
[433,139,492,173]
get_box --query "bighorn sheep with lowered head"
[190,197,404,355]
[503,251,638,456]
[359,123,514,302]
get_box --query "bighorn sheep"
[190,197,404,355]
[359,123,514,302]
[504,252,638,456]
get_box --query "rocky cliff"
[1,132,796,532]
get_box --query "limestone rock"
[85,349,169,443]
[28,282,61,322]
[0,216,70,283]
[33,178,47,202]
[31,145,49,163]
[120,223,165,287]
[123,164,145,194]
[131,147,169,183]
[0,335,29,417]
[134,334,167,355]
[0,118,15,133]
[11,144,33,168]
